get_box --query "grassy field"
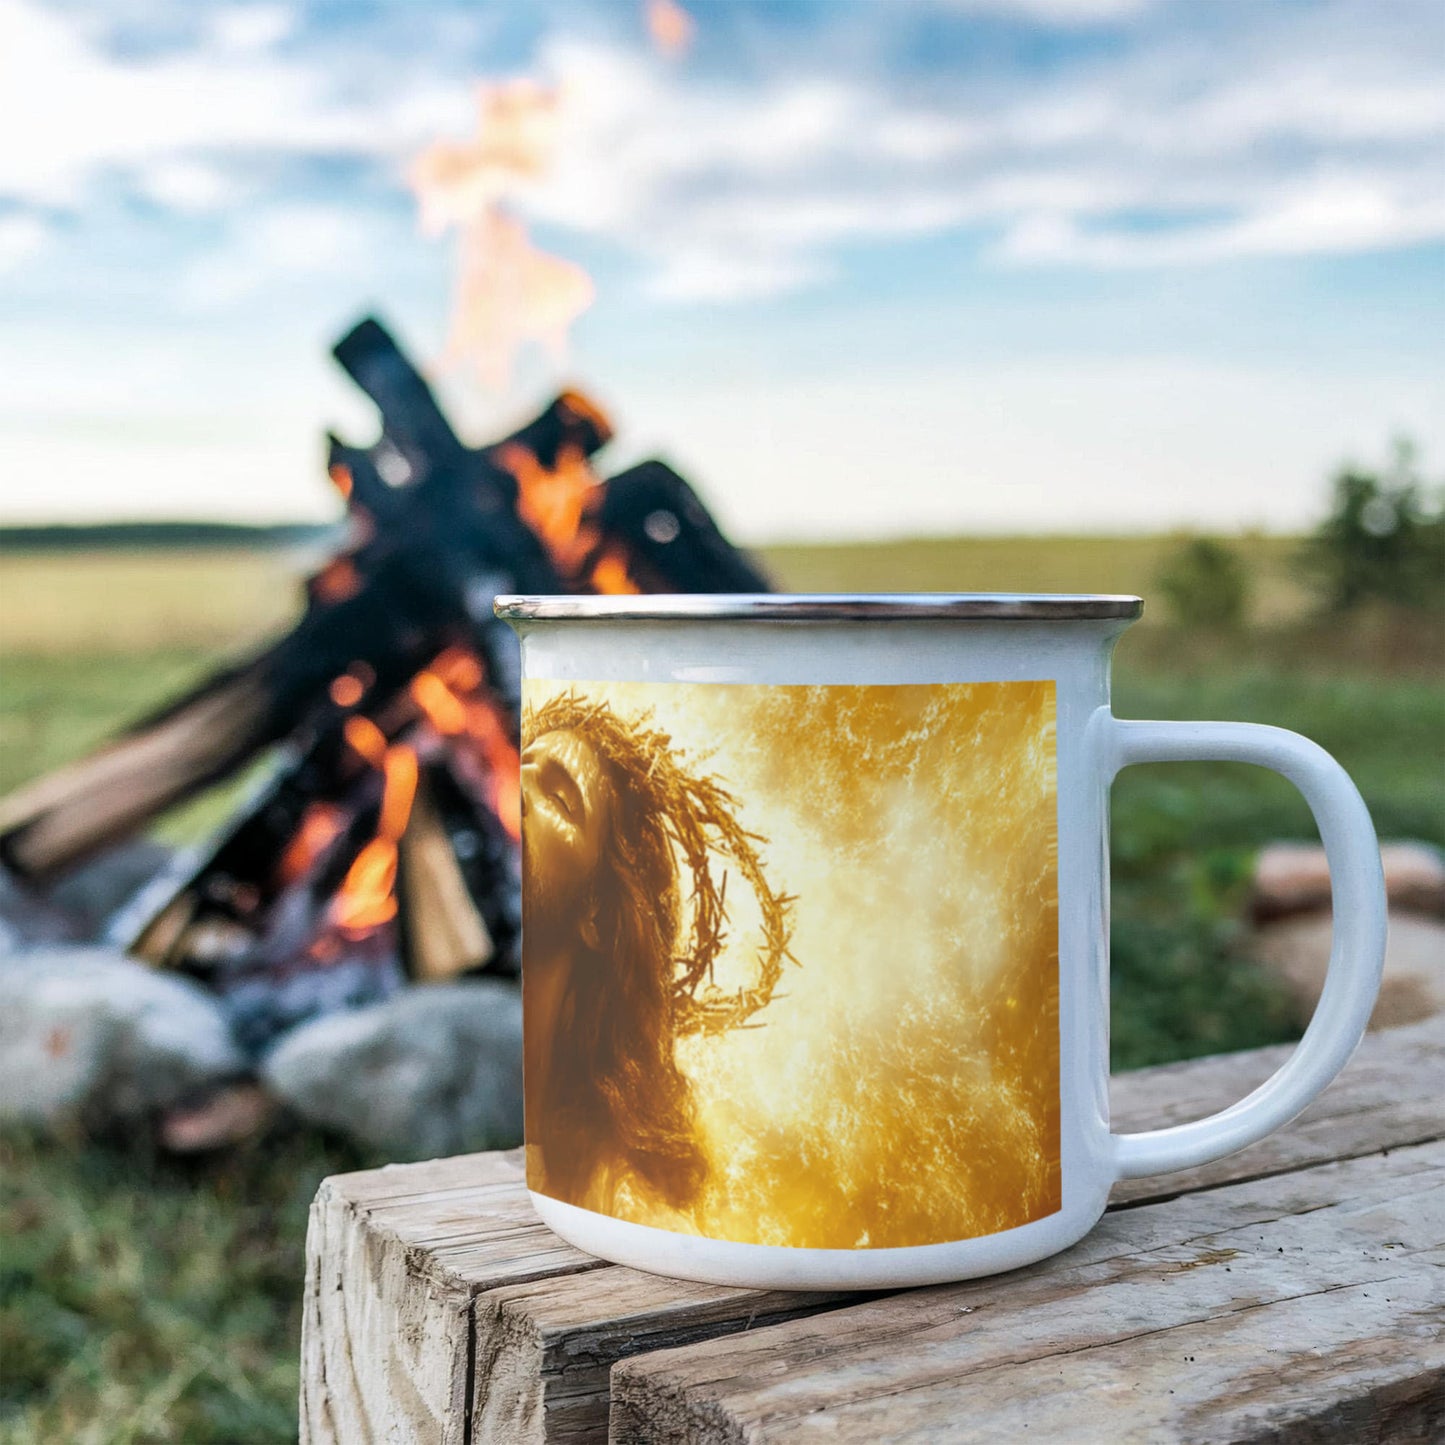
[0,531,1312,656]
[2,539,1442,1442]
[764,531,1308,625]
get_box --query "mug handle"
[1102,717,1388,1180]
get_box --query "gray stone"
[0,947,247,1128]
[261,981,523,1158]
[45,839,174,940]
[1253,840,1445,920]
[0,868,80,952]
[1252,908,1445,1031]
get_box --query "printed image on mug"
[520,678,1061,1250]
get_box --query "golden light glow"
[523,678,1061,1249]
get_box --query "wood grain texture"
[1109,1013,1444,1205]
[609,1142,1445,1443]
[472,1267,864,1443]
[301,1016,1444,1443]
[299,1149,603,1445]
[465,1015,1443,1442]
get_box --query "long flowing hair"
[526,698,707,1209]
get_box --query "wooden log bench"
[300,1015,1444,1443]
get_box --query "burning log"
[118,651,526,1050]
[398,770,494,983]
[0,326,607,881]
[0,314,772,1058]
[600,461,772,593]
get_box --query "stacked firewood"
[0,317,770,1056]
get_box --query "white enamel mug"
[495,594,1387,1290]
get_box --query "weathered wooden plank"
[706,1274,1445,1444]
[1109,1013,1444,1205]
[472,1267,865,1444]
[302,1017,1443,1443]
[474,1016,1443,1443]
[609,1141,1445,1443]
[299,1149,603,1445]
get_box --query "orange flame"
[410,670,468,735]
[443,211,594,389]
[378,745,420,839]
[313,558,362,605]
[501,439,599,574]
[331,742,419,937]
[495,442,641,592]
[646,0,694,57]
[331,837,400,934]
[277,803,347,887]
[329,673,365,709]
[343,715,388,769]
[432,648,484,693]
[410,650,522,841]
[590,547,642,595]
[408,80,561,235]
[409,79,593,388]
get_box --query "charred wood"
[599,461,774,593]
[0,369,607,880]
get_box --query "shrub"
[1154,536,1251,630]
[1302,440,1445,614]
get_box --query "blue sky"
[2,0,1442,540]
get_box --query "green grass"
[0,651,220,797]
[0,1128,375,1445]
[1107,667,1444,1067]
[1,540,1442,1442]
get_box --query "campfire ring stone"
[261,980,523,1158]
[0,947,247,1129]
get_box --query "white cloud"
[0,0,1440,303]
[0,0,455,208]
[647,249,831,302]
[136,158,239,212]
[0,213,49,271]
[492,7,1445,298]
[208,4,296,54]
[997,176,1445,267]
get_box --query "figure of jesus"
[520,709,709,1219]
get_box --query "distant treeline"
[0,522,335,552]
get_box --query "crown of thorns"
[522,692,797,1035]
